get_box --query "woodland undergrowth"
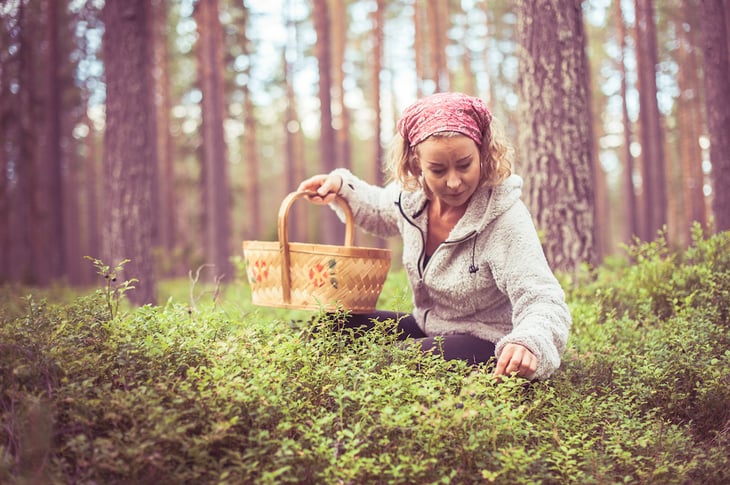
[1,226,729,484]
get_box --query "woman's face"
[416,134,481,209]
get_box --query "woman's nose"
[446,172,461,189]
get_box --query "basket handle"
[277,190,355,304]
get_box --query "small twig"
[188,264,214,313]
[212,274,225,308]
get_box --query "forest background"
[1,0,729,306]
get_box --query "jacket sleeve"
[489,202,572,380]
[328,168,402,238]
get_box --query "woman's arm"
[489,202,572,380]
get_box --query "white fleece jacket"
[330,169,571,380]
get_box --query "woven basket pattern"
[242,192,392,312]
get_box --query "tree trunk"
[151,0,176,267]
[313,0,335,172]
[677,1,707,239]
[516,0,597,273]
[83,114,103,284]
[14,0,38,283]
[35,0,65,285]
[372,0,384,185]
[313,0,343,245]
[480,2,495,104]
[329,0,351,172]
[0,53,9,281]
[634,0,668,241]
[698,0,730,232]
[459,8,478,96]
[426,0,448,91]
[102,0,158,305]
[241,5,262,242]
[196,0,233,279]
[414,1,425,97]
[64,147,84,285]
[283,0,307,243]
[615,0,639,244]
[0,3,18,282]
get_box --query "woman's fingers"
[296,174,326,193]
[297,174,342,204]
[493,343,537,379]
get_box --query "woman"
[297,92,571,380]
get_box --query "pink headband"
[397,92,492,148]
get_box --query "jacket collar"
[396,175,523,237]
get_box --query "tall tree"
[74,1,105,284]
[516,0,597,272]
[414,1,426,97]
[676,1,707,240]
[634,0,668,241]
[313,0,335,170]
[239,4,262,241]
[36,0,65,285]
[283,0,308,243]
[371,0,385,186]
[0,4,17,282]
[329,0,351,171]
[615,0,639,244]
[585,3,610,259]
[426,0,448,92]
[313,0,343,245]
[11,0,39,283]
[151,0,176,266]
[698,0,730,232]
[456,6,478,96]
[195,0,233,278]
[102,0,158,304]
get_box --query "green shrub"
[571,226,730,324]
[1,232,729,483]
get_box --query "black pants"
[329,310,496,365]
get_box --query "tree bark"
[283,0,307,243]
[516,0,597,272]
[151,0,176,266]
[196,0,233,279]
[14,0,38,283]
[313,0,343,245]
[634,0,668,241]
[102,0,158,305]
[372,0,384,185]
[414,1,425,97]
[37,0,65,285]
[426,0,448,91]
[698,0,730,232]
[329,0,351,171]
[240,4,262,242]
[615,0,639,244]
[676,1,707,240]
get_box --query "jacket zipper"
[396,194,479,279]
[395,195,428,279]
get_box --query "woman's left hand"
[493,343,537,379]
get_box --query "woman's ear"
[409,155,422,177]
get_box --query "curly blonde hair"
[385,117,513,192]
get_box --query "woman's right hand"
[297,173,343,205]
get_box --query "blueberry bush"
[1,229,729,484]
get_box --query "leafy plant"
[1,230,729,483]
[84,256,138,319]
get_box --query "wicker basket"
[242,191,392,312]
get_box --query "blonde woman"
[298,92,570,380]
